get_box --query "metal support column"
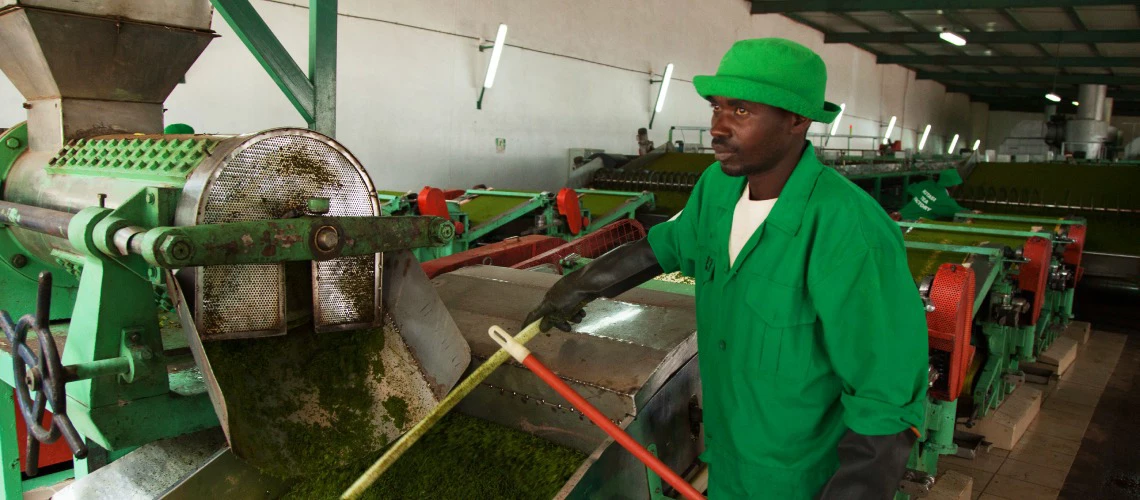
[211,0,338,136]
[309,0,337,136]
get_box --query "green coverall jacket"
[646,143,928,498]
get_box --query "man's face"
[708,96,810,177]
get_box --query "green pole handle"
[341,321,544,499]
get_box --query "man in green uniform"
[524,38,928,499]
[897,169,967,221]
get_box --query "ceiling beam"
[946,85,1140,101]
[824,30,1140,44]
[878,55,1140,67]
[981,99,1140,115]
[1064,6,1112,76]
[780,13,924,74]
[751,0,1135,14]
[832,13,929,57]
[998,8,1052,57]
[917,72,1140,85]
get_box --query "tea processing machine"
[588,149,966,216]
[956,161,1139,296]
[378,186,654,261]
[0,0,478,495]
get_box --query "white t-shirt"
[728,185,777,267]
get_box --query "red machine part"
[1017,236,1052,325]
[1062,224,1086,285]
[13,392,73,472]
[510,219,647,273]
[417,187,464,234]
[420,235,565,279]
[555,188,588,236]
[927,264,976,402]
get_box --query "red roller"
[555,188,586,235]
[417,186,464,234]
[488,327,705,500]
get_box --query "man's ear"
[791,114,812,135]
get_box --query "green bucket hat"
[937,168,963,187]
[694,38,841,123]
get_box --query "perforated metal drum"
[176,128,381,339]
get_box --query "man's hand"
[520,239,664,332]
[522,281,593,332]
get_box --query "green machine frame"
[904,219,1078,357]
[379,188,655,262]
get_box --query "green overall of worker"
[524,38,927,499]
[897,169,966,221]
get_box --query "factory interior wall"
[0,0,974,191]
[1111,114,1140,153]
[986,110,1044,153]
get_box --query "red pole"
[520,354,705,500]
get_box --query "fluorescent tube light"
[1071,101,1079,106]
[948,134,959,154]
[654,63,674,114]
[918,124,931,151]
[882,116,897,145]
[940,31,967,46]
[972,139,981,151]
[829,103,846,136]
[483,24,508,89]
[1045,92,1061,103]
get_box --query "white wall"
[0,0,977,191]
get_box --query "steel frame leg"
[0,390,21,499]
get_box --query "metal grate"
[927,263,976,402]
[511,219,646,273]
[197,133,379,338]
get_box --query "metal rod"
[66,357,131,382]
[0,201,74,239]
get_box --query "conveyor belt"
[958,163,1140,255]
[905,247,973,284]
[904,226,1027,254]
[457,195,535,229]
[578,192,635,221]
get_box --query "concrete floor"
[936,328,1132,500]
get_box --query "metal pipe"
[0,200,74,239]
[1076,85,1103,120]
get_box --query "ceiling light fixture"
[918,124,932,151]
[972,139,981,151]
[939,31,967,47]
[648,63,675,129]
[1072,101,1080,106]
[476,23,508,109]
[830,103,846,136]
[882,116,897,145]
[948,134,959,154]
[1045,93,1061,102]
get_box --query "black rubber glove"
[816,428,916,500]
[522,238,663,332]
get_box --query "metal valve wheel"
[1,272,87,476]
